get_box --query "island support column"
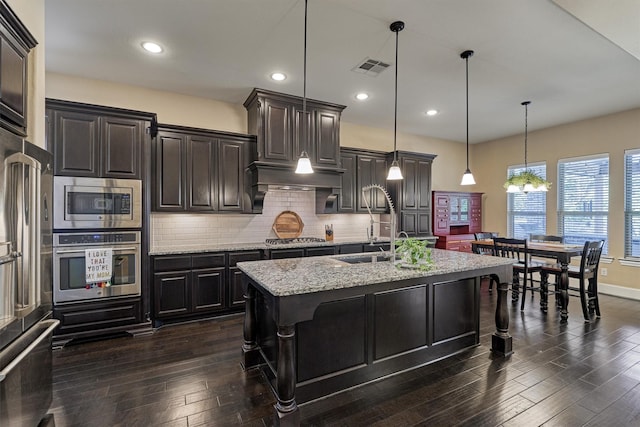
[274,325,300,426]
[490,274,513,357]
[241,285,261,369]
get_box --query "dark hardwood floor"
[49,282,640,426]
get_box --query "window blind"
[557,154,609,253]
[507,163,546,239]
[624,149,640,258]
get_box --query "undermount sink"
[335,253,395,264]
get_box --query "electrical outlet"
[600,267,608,276]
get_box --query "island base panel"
[253,277,480,404]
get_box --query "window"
[625,149,640,258]
[507,163,546,239]
[557,154,609,252]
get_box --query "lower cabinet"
[434,234,476,252]
[152,250,262,323]
[52,297,146,345]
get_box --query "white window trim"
[624,148,640,258]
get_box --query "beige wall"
[7,0,45,148]
[472,107,640,290]
[45,72,639,292]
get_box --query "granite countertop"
[237,248,513,297]
[149,236,438,255]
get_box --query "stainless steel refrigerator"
[0,127,58,426]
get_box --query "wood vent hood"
[246,161,344,213]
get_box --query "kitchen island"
[238,249,514,426]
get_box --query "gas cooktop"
[265,237,326,245]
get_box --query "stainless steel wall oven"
[53,231,141,303]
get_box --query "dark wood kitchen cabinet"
[152,253,226,321]
[152,250,263,323]
[153,124,254,213]
[0,1,37,136]
[386,151,436,237]
[338,148,388,214]
[47,99,155,179]
[244,88,345,169]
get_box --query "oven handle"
[55,247,138,254]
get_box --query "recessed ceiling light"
[141,42,163,54]
[355,93,369,100]
[271,72,287,81]
[426,109,438,116]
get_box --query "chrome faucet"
[361,184,397,261]
[398,231,409,239]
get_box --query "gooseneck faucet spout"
[361,184,397,261]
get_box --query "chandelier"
[504,101,551,193]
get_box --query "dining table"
[471,239,584,322]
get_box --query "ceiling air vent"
[352,58,390,76]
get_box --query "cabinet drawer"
[153,255,191,272]
[228,251,262,266]
[192,253,225,269]
[338,244,364,254]
[306,247,336,257]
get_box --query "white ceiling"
[44,0,640,144]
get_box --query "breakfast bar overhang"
[238,249,514,426]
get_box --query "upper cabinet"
[46,99,156,179]
[386,151,436,236]
[0,0,38,136]
[244,88,345,169]
[337,148,388,214]
[153,124,255,213]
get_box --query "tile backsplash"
[151,190,380,251]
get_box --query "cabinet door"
[262,98,292,162]
[417,160,432,210]
[417,212,431,236]
[218,139,244,211]
[469,194,482,233]
[458,196,470,224]
[401,158,418,210]
[101,116,144,179]
[229,267,245,308]
[314,109,340,167]
[153,271,190,318]
[373,157,388,210]
[191,267,225,313]
[338,152,356,212]
[401,211,417,236]
[293,107,313,163]
[228,251,262,309]
[154,132,186,211]
[357,155,387,213]
[53,110,100,177]
[433,193,450,235]
[186,135,216,211]
[0,35,27,134]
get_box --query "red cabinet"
[432,191,484,252]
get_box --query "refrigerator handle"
[0,319,60,382]
[43,193,48,222]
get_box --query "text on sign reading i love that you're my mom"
[85,248,113,283]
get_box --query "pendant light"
[460,50,476,185]
[504,101,551,193]
[295,0,313,174]
[386,20,404,181]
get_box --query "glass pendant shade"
[387,160,403,180]
[460,169,476,185]
[523,182,536,193]
[506,184,520,193]
[295,151,313,174]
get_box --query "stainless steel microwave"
[53,177,142,229]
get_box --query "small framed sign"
[85,248,113,284]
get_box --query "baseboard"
[598,282,640,301]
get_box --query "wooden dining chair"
[493,237,542,310]
[540,240,605,321]
[529,234,564,306]
[473,232,498,292]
